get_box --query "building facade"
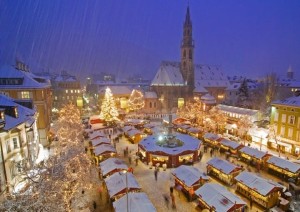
[0,63,52,146]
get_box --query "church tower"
[181,6,195,91]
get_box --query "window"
[189,49,192,59]
[154,102,156,108]
[66,90,68,93]
[71,90,73,93]
[280,126,285,136]
[149,102,152,108]
[20,91,30,99]
[274,112,279,122]
[67,96,69,100]
[13,138,18,149]
[6,140,11,153]
[183,50,186,58]
[54,96,58,100]
[288,115,295,125]
[178,98,184,108]
[281,114,286,123]
[288,128,293,138]
[78,90,80,93]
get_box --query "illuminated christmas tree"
[128,89,145,112]
[99,87,119,123]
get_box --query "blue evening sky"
[0,0,300,80]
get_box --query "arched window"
[183,50,186,58]
[183,61,186,68]
[189,49,192,59]
[149,102,152,108]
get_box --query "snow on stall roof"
[195,183,246,211]
[272,95,300,107]
[187,127,201,133]
[207,157,240,174]
[239,146,268,159]
[171,165,209,187]
[91,138,111,147]
[113,192,156,212]
[220,139,241,150]
[104,172,141,199]
[91,123,105,130]
[99,158,128,177]
[123,126,135,132]
[127,129,142,137]
[203,133,220,141]
[235,172,283,196]
[217,104,258,116]
[0,95,36,130]
[267,156,300,173]
[0,65,51,89]
[151,61,185,86]
[139,133,201,155]
[89,131,106,140]
[94,144,116,156]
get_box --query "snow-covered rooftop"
[144,91,157,99]
[220,139,242,150]
[239,146,269,160]
[0,65,51,89]
[195,183,246,211]
[89,131,106,140]
[272,95,300,107]
[151,61,185,86]
[91,137,111,147]
[104,172,141,199]
[235,172,283,196]
[267,156,300,173]
[94,144,116,156]
[139,133,201,155]
[0,95,36,130]
[99,158,128,177]
[226,82,258,91]
[113,192,156,212]
[203,133,220,141]
[171,165,209,187]
[207,157,241,174]
[217,104,258,116]
[127,129,143,137]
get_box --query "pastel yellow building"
[270,95,300,155]
[0,64,52,146]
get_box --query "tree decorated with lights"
[237,116,253,141]
[128,89,145,112]
[177,100,204,125]
[99,87,119,123]
[0,103,97,211]
[207,106,228,133]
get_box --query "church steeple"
[181,5,195,91]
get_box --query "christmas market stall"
[203,132,221,147]
[138,134,202,168]
[235,172,284,209]
[171,165,210,200]
[238,146,271,169]
[124,119,149,129]
[206,157,243,185]
[104,172,141,201]
[88,130,106,140]
[92,144,117,164]
[90,137,111,148]
[195,183,247,212]
[266,156,300,183]
[176,124,191,134]
[125,128,146,143]
[99,158,128,179]
[113,192,156,212]
[219,139,243,155]
[143,123,156,135]
[187,127,203,139]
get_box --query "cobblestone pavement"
[89,123,300,212]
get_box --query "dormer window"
[14,107,18,118]
[0,110,5,120]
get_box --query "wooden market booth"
[125,129,145,143]
[206,157,243,185]
[219,138,243,155]
[113,193,156,212]
[235,172,284,209]
[266,156,300,183]
[92,144,117,165]
[203,133,221,147]
[238,146,271,169]
[171,165,210,200]
[187,127,203,139]
[99,158,128,179]
[195,183,247,212]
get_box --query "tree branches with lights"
[128,89,145,112]
[0,103,97,211]
[99,87,119,124]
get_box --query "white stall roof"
[195,183,246,212]
[99,158,128,177]
[239,146,268,159]
[113,192,156,212]
[171,165,209,187]
[127,129,142,137]
[89,131,106,140]
[94,144,116,156]
[203,133,220,141]
[207,157,240,174]
[235,172,283,196]
[267,156,300,173]
[91,137,111,147]
[220,139,241,150]
[105,172,141,199]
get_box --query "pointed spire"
[185,5,191,25]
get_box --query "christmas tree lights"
[128,89,145,112]
[99,87,119,124]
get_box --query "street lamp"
[121,170,128,212]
